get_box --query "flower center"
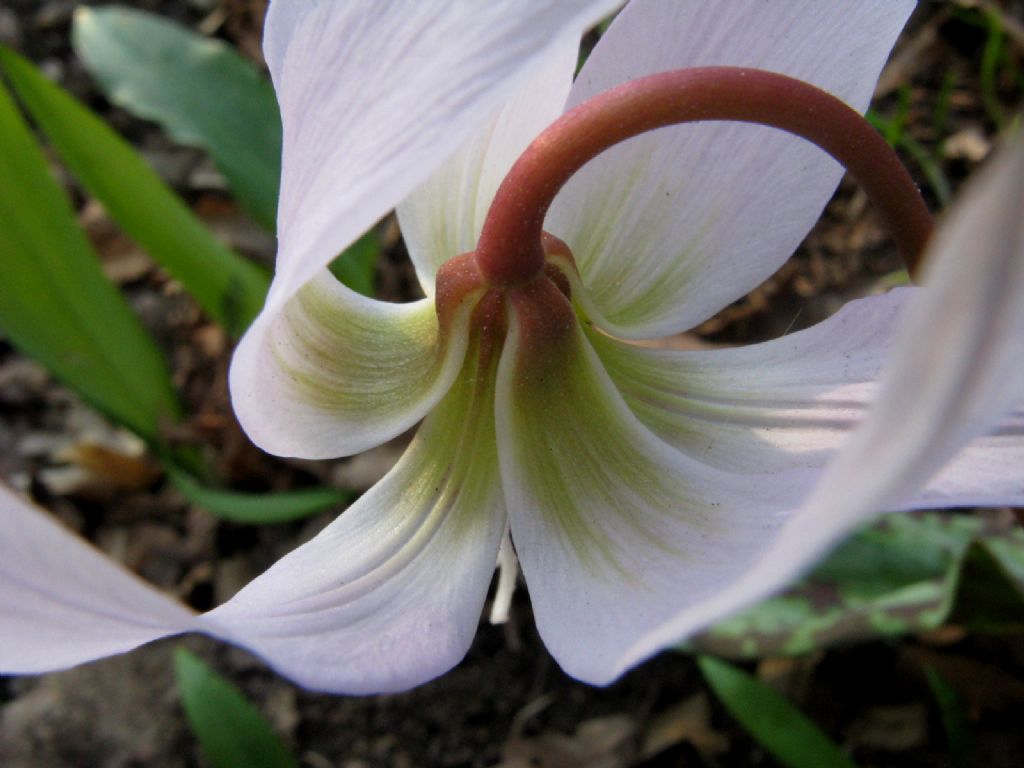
[435,68,937,375]
[434,232,578,362]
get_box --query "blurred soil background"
[1,1,1023,766]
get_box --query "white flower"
[2,0,1022,695]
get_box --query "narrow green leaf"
[932,71,958,140]
[0,78,179,440]
[866,110,952,206]
[894,132,952,206]
[878,269,912,288]
[73,6,281,230]
[690,512,1024,658]
[328,231,380,298]
[699,656,860,768]
[924,667,971,768]
[168,467,351,524]
[980,9,1007,129]
[174,648,298,768]
[0,46,269,337]
[948,540,1024,632]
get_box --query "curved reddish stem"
[474,67,933,286]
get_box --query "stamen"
[474,67,934,287]
[489,528,519,625]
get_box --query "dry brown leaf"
[66,442,163,491]
[844,704,928,751]
[79,200,153,284]
[641,692,728,760]
[500,714,636,768]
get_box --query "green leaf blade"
[0,45,270,337]
[925,667,972,768]
[174,648,298,768]
[328,231,380,297]
[0,77,179,440]
[699,656,860,768]
[690,512,1024,658]
[168,467,352,524]
[72,6,282,230]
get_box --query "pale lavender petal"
[494,294,817,684]
[547,0,914,338]
[230,274,473,459]
[589,289,910,473]
[0,484,195,674]
[905,410,1024,510]
[397,34,579,294]
[263,0,621,314]
[208,343,506,694]
[612,136,1024,672]
[776,136,1024,536]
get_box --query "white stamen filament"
[489,528,518,624]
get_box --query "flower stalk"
[474,66,934,287]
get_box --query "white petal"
[0,484,195,674]
[546,0,914,337]
[614,136,1024,671]
[263,0,621,315]
[230,274,472,459]
[397,35,578,294]
[495,295,816,684]
[786,135,1024,529]
[906,410,1024,509]
[588,289,910,473]
[206,341,506,694]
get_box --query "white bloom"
[2,0,1022,695]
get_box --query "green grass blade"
[0,78,179,441]
[73,6,281,230]
[174,648,298,768]
[867,110,952,206]
[896,133,952,207]
[0,46,269,337]
[924,667,972,768]
[981,10,1007,129]
[933,71,958,142]
[698,656,860,768]
[691,512,1024,658]
[168,467,352,524]
[328,231,380,298]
